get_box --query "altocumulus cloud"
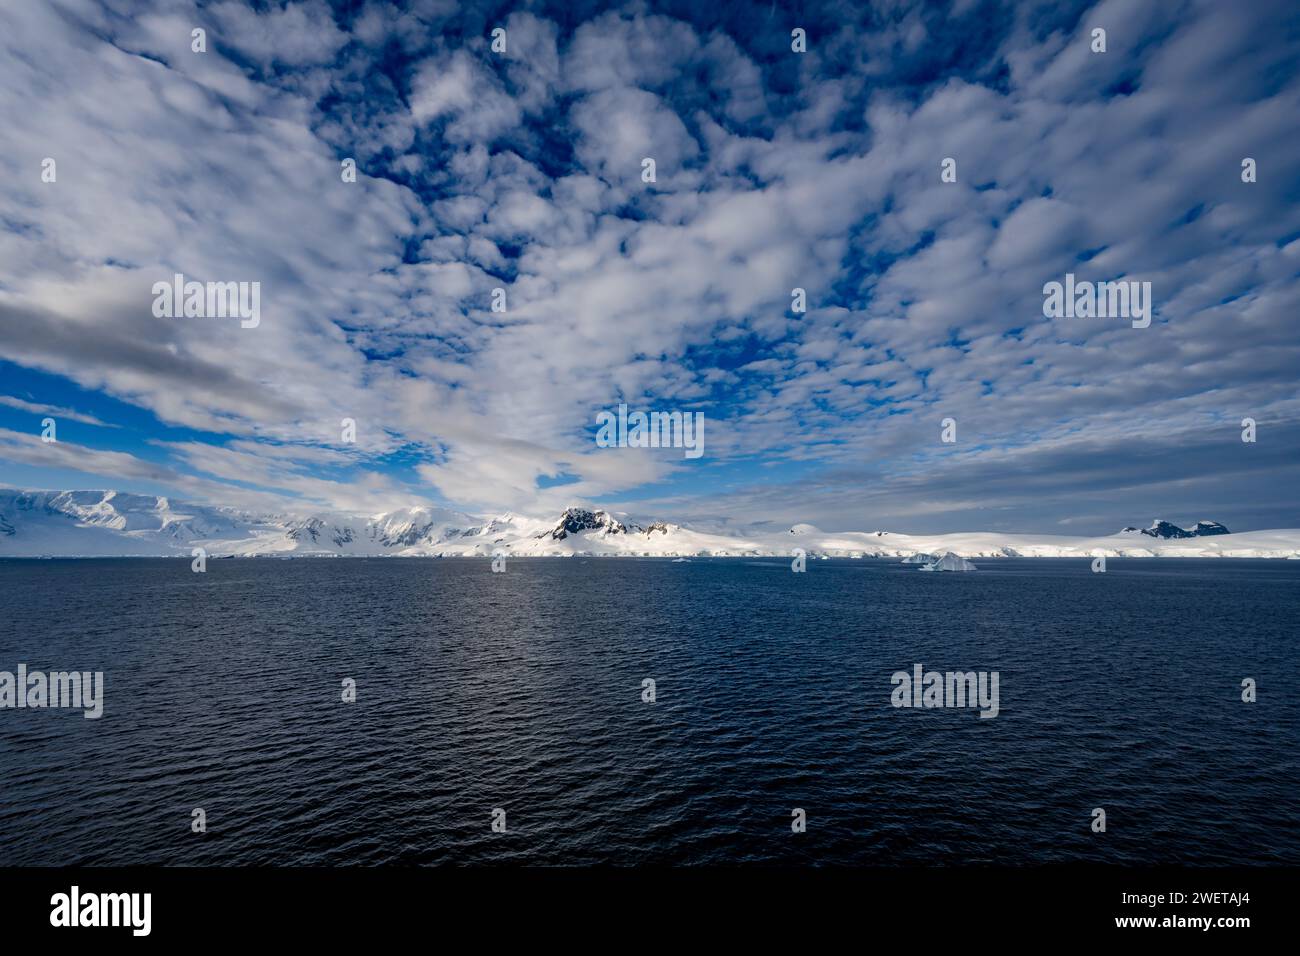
[0,0,1297,532]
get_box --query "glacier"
[1,490,1299,560]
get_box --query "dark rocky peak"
[1140,520,1196,538]
[541,508,628,540]
[1127,519,1229,539]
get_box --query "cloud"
[0,395,117,428]
[410,49,522,143]
[571,86,701,187]
[205,0,350,67]
[0,0,1297,532]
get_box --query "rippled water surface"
[1,557,1296,865]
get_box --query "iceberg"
[918,551,978,572]
[900,553,933,564]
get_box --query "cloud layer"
[1,0,1297,532]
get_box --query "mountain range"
[1,490,1298,559]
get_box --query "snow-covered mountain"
[0,490,481,557]
[1,490,1298,559]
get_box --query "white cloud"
[1,0,1297,532]
[0,396,117,428]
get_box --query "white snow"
[2,488,1299,559]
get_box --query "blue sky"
[1,0,1298,533]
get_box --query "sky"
[0,0,1297,534]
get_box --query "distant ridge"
[1,490,1297,559]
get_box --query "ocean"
[1,556,1296,866]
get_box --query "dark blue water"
[0,557,1296,865]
